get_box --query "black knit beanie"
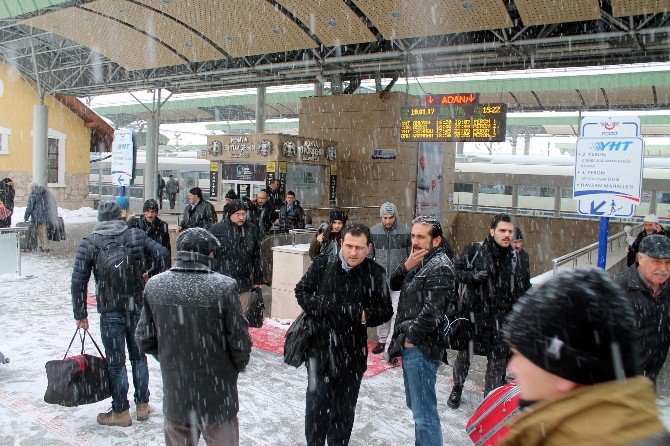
[176,228,220,255]
[329,209,347,224]
[225,189,237,200]
[227,199,246,217]
[143,199,159,213]
[505,268,640,385]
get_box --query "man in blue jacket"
[71,201,169,427]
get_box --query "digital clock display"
[400,102,507,142]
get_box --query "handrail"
[551,223,643,275]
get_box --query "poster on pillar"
[415,143,444,219]
[279,162,287,195]
[209,162,218,200]
[329,165,337,204]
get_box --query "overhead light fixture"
[183,41,193,48]
[272,28,283,35]
[390,10,404,19]
[461,1,474,10]
[119,6,129,13]
[327,18,338,27]
[226,35,237,42]
[162,0,172,3]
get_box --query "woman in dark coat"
[0,178,15,228]
[309,210,347,261]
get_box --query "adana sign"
[574,116,644,218]
[111,129,136,186]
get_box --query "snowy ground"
[1,214,669,445]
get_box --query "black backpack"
[89,230,143,312]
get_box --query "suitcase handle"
[63,328,106,360]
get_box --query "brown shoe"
[97,409,132,427]
[136,403,151,421]
[371,342,386,354]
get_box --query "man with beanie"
[128,199,171,256]
[448,213,515,409]
[24,182,56,252]
[115,196,133,223]
[309,209,347,262]
[176,187,217,233]
[165,174,180,210]
[501,268,670,446]
[248,189,274,235]
[223,189,238,219]
[511,227,532,301]
[615,234,670,383]
[627,214,665,266]
[136,228,252,445]
[370,202,411,355]
[71,201,170,427]
[387,216,455,446]
[210,199,262,314]
[296,223,392,446]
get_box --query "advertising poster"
[209,161,218,200]
[329,165,337,203]
[415,142,444,219]
[111,129,136,186]
[266,161,276,187]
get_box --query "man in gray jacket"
[370,202,411,354]
[136,228,252,445]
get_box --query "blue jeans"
[401,347,442,446]
[100,310,149,413]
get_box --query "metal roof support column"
[145,114,157,202]
[456,141,464,155]
[511,185,519,215]
[650,189,658,215]
[314,81,324,97]
[256,86,266,134]
[554,187,561,218]
[472,182,479,212]
[524,133,531,155]
[32,104,48,187]
[441,142,456,228]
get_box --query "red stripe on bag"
[65,355,89,372]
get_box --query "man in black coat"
[387,216,455,446]
[278,190,305,232]
[176,187,217,233]
[295,223,392,446]
[0,177,15,228]
[511,227,532,300]
[136,228,252,445]
[627,214,665,266]
[615,234,670,383]
[210,199,262,314]
[71,201,170,427]
[448,213,515,409]
[267,178,283,218]
[248,189,274,235]
[128,199,171,258]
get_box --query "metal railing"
[551,223,643,275]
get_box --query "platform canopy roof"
[2,0,670,97]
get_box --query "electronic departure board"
[400,102,507,142]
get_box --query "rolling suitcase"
[466,383,522,446]
[48,217,66,241]
[16,221,37,251]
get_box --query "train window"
[478,184,512,195]
[199,172,209,180]
[103,167,111,175]
[136,169,144,178]
[641,191,651,203]
[90,167,99,174]
[519,186,555,197]
[658,192,670,204]
[287,164,324,205]
[561,187,573,198]
[454,183,474,193]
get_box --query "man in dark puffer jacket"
[136,228,251,445]
[71,201,169,427]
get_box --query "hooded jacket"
[295,254,392,376]
[128,214,171,255]
[24,186,55,224]
[278,201,305,232]
[388,247,456,362]
[71,220,170,320]
[135,250,252,424]
[614,264,670,382]
[210,218,262,292]
[501,377,669,446]
[370,220,411,280]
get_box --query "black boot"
[447,386,463,409]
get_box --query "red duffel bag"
[466,382,522,446]
[44,328,111,407]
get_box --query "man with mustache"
[448,213,515,408]
[615,234,670,383]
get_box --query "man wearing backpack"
[71,200,170,427]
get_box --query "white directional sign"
[575,116,643,218]
[574,137,644,217]
[111,129,135,186]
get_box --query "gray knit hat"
[379,202,398,217]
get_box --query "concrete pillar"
[511,185,519,214]
[472,182,479,211]
[256,86,266,134]
[314,81,324,97]
[145,115,157,202]
[331,74,343,95]
[554,187,562,217]
[650,189,658,215]
[456,141,464,155]
[524,133,531,155]
[32,104,48,186]
[512,135,519,155]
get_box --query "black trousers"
[168,193,177,209]
[452,348,509,396]
[305,362,363,446]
